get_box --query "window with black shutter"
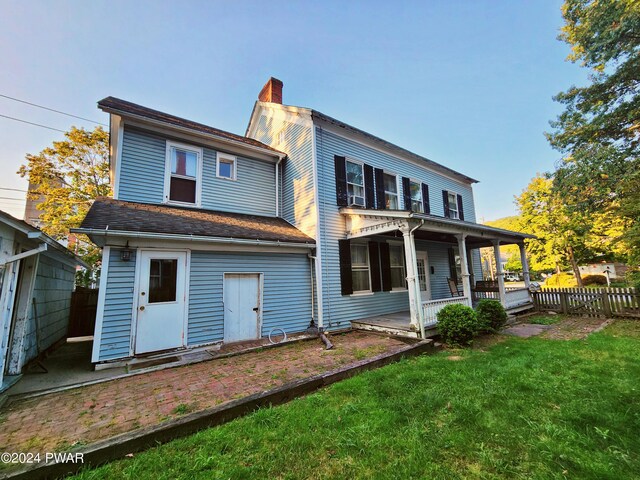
[374,168,385,209]
[334,156,347,206]
[379,242,392,291]
[364,164,375,208]
[368,241,381,292]
[402,177,411,211]
[422,183,430,214]
[338,239,353,295]
[442,190,450,217]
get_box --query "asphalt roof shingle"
[98,97,285,155]
[79,198,315,245]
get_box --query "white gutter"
[27,231,89,268]
[71,228,315,249]
[101,107,287,162]
[1,243,47,266]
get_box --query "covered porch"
[342,208,535,338]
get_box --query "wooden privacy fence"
[68,287,99,337]
[533,287,639,318]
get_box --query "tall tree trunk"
[567,245,583,287]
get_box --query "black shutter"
[442,190,450,218]
[374,168,385,209]
[334,156,347,206]
[368,241,382,292]
[457,194,464,221]
[402,177,411,211]
[338,239,353,295]
[421,183,430,214]
[448,247,457,282]
[364,163,375,209]
[379,242,392,291]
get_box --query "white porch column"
[456,234,472,307]
[493,240,506,305]
[518,242,531,288]
[401,222,424,336]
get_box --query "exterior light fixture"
[121,242,132,262]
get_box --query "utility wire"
[0,94,107,126]
[0,113,67,133]
[0,197,25,201]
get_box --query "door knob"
[140,306,145,311]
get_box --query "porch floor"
[351,311,438,338]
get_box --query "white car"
[505,274,519,282]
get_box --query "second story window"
[383,173,399,209]
[165,141,202,206]
[217,153,237,180]
[346,160,365,206]
[410,181,424,213]
[448,192,459,219]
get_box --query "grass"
[71,321,640,479]
[526,314,563,325]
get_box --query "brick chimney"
[258,77,283,104]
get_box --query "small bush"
[582,274,608,286]
[544,273,577,287]
[627,269,640,289]
[436,303,479,346]
[475,299,507,332]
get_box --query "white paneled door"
[416,251,431,302]
[223,273,261,343]
[135,251,187,354]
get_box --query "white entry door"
[223,273,261,343]
[416,251,431,302]
[135,251,187,354]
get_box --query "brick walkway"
[0,331,408,454]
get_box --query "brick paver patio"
[0,331,409,454]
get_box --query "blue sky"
[0,0,587,220]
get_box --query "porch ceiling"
[341,208,534,246]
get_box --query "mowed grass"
[72,321,640,480]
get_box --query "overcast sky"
[0,0,587,221]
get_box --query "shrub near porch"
[71,321,640,480]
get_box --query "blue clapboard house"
[76,78,533,366]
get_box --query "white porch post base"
[401,223,423,335]
[493,240,506,306]
[456,234,472,307]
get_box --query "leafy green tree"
[547,0,639,267]
[18,126,111,285]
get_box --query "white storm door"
[416,251,431,302]
[135,251,187,354]
[223,273,260,343]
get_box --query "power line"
[0,94,107,126]
[0,197,26,201]
[0,113,67,133]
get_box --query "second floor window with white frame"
[448,192,459,219]
[217,153,236,180]
[389,244,406,289]
[384,173,399,209]
[346,160,365,206]
[351,243,371,292]
[166,142,202,205]
[410,181,424,213]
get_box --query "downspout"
[409,219,426,339]
[309,250,332,349]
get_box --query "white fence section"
[504,288,532,309]
[422,296,471,327]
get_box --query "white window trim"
[216,152,237,181]
[408,179,424,213]
[164,140,203,207]
[346,158,365,203]
[351,242,372,294]
[383,171,400,210]
[448,190,460,220]
[388,241,407,291]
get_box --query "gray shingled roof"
[78,198,315,244]
[98,97,285,155]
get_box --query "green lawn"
[72,321,640,480]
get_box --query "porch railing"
[504,288,532,309]
[422,296,471,328]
